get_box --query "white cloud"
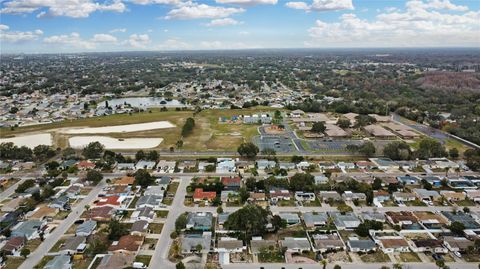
[406,0,468,12]
[305,0,479,47]
[0,24,43,43]
[206,18,243,27]
[238,31,249,35]
[44,32,96,49]
[125,34,151,48]
[129,0,181,4]
[165,2,244,19]
[110,28,127,33]
[286,0,353,12]
[1,0,126,18]
[91,34,117,42]
[215,0,277,6]
[155,38,191,50]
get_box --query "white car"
[454,251,462,258]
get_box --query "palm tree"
[321,259,327,269]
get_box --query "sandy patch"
[69,136,163,149]
[0,133,52,148]
[61,121,175,134]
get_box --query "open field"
[0,133,52,147]
[61,121,175,134]
[69,136,163,149]
[0,107,273,151]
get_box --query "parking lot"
[254,135,297,153]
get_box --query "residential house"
[385,211,418,228]
[181,232,212,254]
[1,236,26,256]
[221,191,239,203]
[108,235,144,254]
[373,190,391,202]
[97,253,135,269]
[131,220,149,236]
[294,191,316,202]
[314,175,329,185]
[280,237,311,253]
[303,212,329,229]
[347,239,376,252]
[186,212,213,231]
[136,195,163,209]
[216,158,236,173]
[131,207,155,222]
[413,189,441,202]
[250,237,277,254]
[44,255,71,269]
[361,211,386,223]
[371,231,409,253]
[144,186,165,196]
[49,195,69,210]
[135,160,156,170]
[26,206,58,221]
[279,162,296,170]
[95,196,125,208]
[116,163,135,171]
[114,176,135,186]
[86,206,114,222]
[278,213,301,225]
[156,160,175,173]
[408,239,448,253]
[342,191,366,202]
[318,191,342,203]
[329,212,361,230]
[392,192,416,203]
[221,176,241,190]
[412,211,448,230]
[312,232,344,252]
[441,211,480,230]
[337,162,356,170]
[60,236,87,255]
[269,188,291,203]
[77,160,95,170]
[464,190,480,202]
[443,236,474,252]
[256,159,276,170]
[156,176,171,190]
[76,220,97,236]
[396,175,420,185]
[11,220,45,240]
[193,188,217,203]
[2,197,24,212]
[440,191,466,202]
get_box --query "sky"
[0,0,479,53]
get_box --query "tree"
[449,221,465,235]
[85,170,103,184]
[355,114,376,127]
[217,206,223,214]
[237,142,259,158]
[435,259,445,269]
[337,204,353,214]
[291,155,304,164]
[135,150,145,161]
[15,179,35,193]
[238,187,249,203]
[289,173,315,192]
[175,213,188,232]
[176,262,186,269]
[82,142,104,159]
[134,169,154,188]
[88,238,108,256]
[383,141,412,160]
[449,148,459,159]
[33,145,55,161]
[62,147,77,159]
[333,265,342,269]
[464,149,480,171]
[321,260,327,269]
[337,118,351,128]
[245,177,256,191]
[20,248,30,258]
[311,122,326,133]
[147,150,159,161]
[359,142,376,157]
[271,215,287,231]
[354,220,383,237]
[372,177,382,190]
[108,219,128,241]
[181,117,195,137]
[261,148,276,156]
[415,138,447,159]
[224,205,269,239]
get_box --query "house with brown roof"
[250,237,277,254]
[412,211,448,229]
[408,238,448,254]
[86,206,114,222]
[26,206,58,221]
[193,188,217,202]
[77,160,95,170]
[108,235,144,254]
[440,191,466,202]
[371,230,409,253]
[312,232,345,252]
[97,253,135,269]
[1,236,26,256]
[443,236,474,252]
[385,211,418,227]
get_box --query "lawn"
[149,223,164,234]
[1,107,272,151]
[3,257,25,269]
[405,200,427,206]
[398,252,421,262]
[33,256,53,269]
[359,252,391,263]
[456,199,476,206]
[463,254,480,262]
[135,255,152,266]
[25,238,42,251]
[156,210,169,218]
[257,247,285,263]
[73,257,94,269]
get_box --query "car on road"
[454,251,462,258]
[432,253,443,261]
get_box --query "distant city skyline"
[0,0,479,53]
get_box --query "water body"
[101,97,185,108]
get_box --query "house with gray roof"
[329,212,361,230]
[413,188,441,202]
[144,186,165,197]
[318,191,342,202]
[303,212,329,229]
[135,160,156,170]
[136,195,163,209]
[186,212,213,231]
[361,211,386,223]
[181,232,212,254]
[116,163,135,170]
[44,255,71,269]
[49,195,69,210]
[280,237,311,252]
[250,237,277,254]
[256,159,276,170]
[131,220,149,236]
[312,232,345,252]
[60,236,87,255]
[76,220,97,236]
[11,220,45,240]
[441,211,480,230]
[278,213,301,225]
[347,239,376,252]
[131,207,155,222]
[342,191,366,201]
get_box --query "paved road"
[148,176,191,269]
[223,262,478,269]
[0,177,31,201]
[19,178,107,269]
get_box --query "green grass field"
[1,107,276,151]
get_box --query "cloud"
[44,32,96,49]
[0,24,43,43]
[155,38,191,50]
[125,34,150,48]
[91,34,117,42]
[406,0,468,12]
[215,0,277,6]
[129,0,181,4]
[165,2,244,19]
[286,0,353,12]
[110,28,127,33]
[1,0,126,18]
[206,18,243,27]
[305,0,479,47]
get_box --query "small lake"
[100,97,186,108]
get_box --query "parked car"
[454,251,462,258]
